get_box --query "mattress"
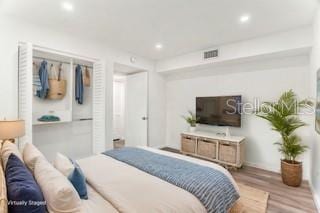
[81,184,118,213]
[78,147,239,213]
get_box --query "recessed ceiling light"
[62,2,74,12]
[240,14,250,23]
[155,43,163,50]
[130,57,136,63]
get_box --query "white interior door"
[125,71,148,147]
[113,79,125,140]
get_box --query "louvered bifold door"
[92,61,106,154]
[18,43,33,150]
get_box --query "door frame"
[113,63,149,147]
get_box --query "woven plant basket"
[281,160,302,187]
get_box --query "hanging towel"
[37,60,50,99]
[75,64,84,104]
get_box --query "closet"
[18,42,106,159]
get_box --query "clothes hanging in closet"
[33,62,41,96]
[83,66,91,87]
[75,64,84,104]
[37,60,50,99]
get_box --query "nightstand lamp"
[0,120,25,144]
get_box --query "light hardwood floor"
[231,166,317,213]
[161,147,318,213]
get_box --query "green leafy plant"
[182,111,198,127]
[256,90,313,163]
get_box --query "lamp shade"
[0,120,25,140]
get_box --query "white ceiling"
[0,0,317,60]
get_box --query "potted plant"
[182,111,198,132]
[256,90,313,187]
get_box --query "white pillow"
[1,140,23,169]
[53,153,74,176]
[23,143,45,172]
[0,143,7,213]
[34,158,81,213]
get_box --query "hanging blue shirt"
[75,64,84,104]
[37,60,49,99]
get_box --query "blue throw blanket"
[103,148,239,213]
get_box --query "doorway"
[113,63,148,149]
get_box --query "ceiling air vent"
[204,49,218,59]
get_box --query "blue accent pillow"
[5,154,46,213]
[68,161,88,200]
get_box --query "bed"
[77,147,240,213]
[0,145,241,213]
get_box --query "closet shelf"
[32,110,72,125]
[33,120,70,126]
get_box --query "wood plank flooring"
[231,166,317,213]
[161,147,318,213]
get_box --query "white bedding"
[81,185,118,213]
[78,147,239,213]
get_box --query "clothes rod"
[73,118,93,121]
[33,56,93,69]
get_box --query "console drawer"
[197,138,217,159]
[181,135,196,154]
[219,141,237,164]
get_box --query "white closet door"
[18,42,33,150]
[92,61,106,154]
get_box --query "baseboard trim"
[149,145,166,149]
[164,145,180,150]
[244,161,280,173]
[310,183,320,212]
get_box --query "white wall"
[0,14,166,159]
[148,68,167,148]
[156,27,312,73]
[165,55,313,179]
[310,4,320,210]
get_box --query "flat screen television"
[196,96,242,127]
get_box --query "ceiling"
[0,0,317,60]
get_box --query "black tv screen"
[196,96,242,127]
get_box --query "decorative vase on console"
[189,126,196,132]
[182,111,199,133]
[225,127,231,137]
